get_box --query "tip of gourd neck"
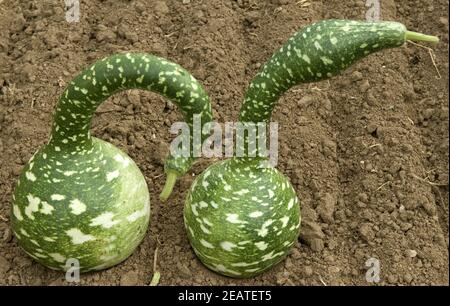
[159,171,179,202]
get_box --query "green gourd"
[183,20,438,278]
[11,53,212,272]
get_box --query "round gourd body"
[11,137,150,272]
[184,159,301,278]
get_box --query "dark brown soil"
[0,0,448,285]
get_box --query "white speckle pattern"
[66,228,95,244]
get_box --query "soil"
[0,0,448,286]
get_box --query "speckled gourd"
[184,20,438,278]
[11,53,212,272]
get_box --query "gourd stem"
[405,31,439,43]
[160,171,178,202]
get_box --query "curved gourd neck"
[49,53,211,152]
[236,20,438,160]
[238,20,409,124]
[46,53,212,200]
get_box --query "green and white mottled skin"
[185,159,300,277]
[184,20,438,278]
[12,53,212,272]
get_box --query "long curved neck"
[239,20,408,124]
[49,53,211,151]
[235,20,437,161]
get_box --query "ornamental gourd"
[11,53,212,272]
[183,20,438,278]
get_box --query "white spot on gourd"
[302,54,311,64]
[202,179,209,189]
[90,212,120,229]
[63,171,76,176]
[249,211,263,218]
[287,198,295,210]
[51,194,65,201]
[106,170,120,182]
[231,261,259,267]
[262,250,284,262]
[191,203,199,216]
[25,194,40,220]
[255,241,268,251]
[188,226,195,237]
[220,241,237,252]
[226,213,246,224]
[280,216,290,228]
[136,75,144,83]
[320,56,333,65]
[214,264,241,275]
[234,189,250,196]
[210,200,219,209]
[126,203,150,222]
[20,228,30,237]
[69,199,87,215]
[114,154,130,167]
[40,201,55,215]
[49,253,66,263]
[66,228,95,244]
[200,224,211,234]
[25,171,36,182]
[200,239,214,249]
[257,219,274,237]
[13,205,23,221]
[314,41,323,50]
[238,241,251,245]
[203,218,213,227]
